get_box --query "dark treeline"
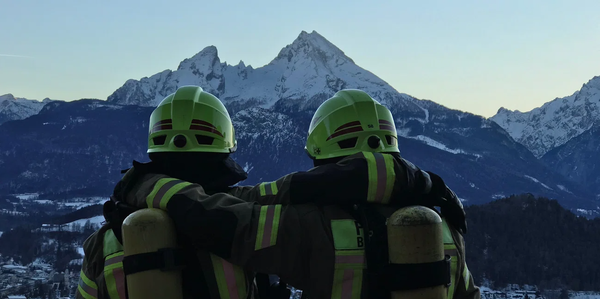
[464,194,600,291]
[0,224,92,269]
[0,206,101,267]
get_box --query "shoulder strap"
[104,161,158,244]
[103,198,138,244]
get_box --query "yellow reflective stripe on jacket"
[255,205,282,250]
[104,251,126,299]
[103,229,126,299]
[334,250,366,269]
[259,181,279,196]
[363,152,395,204]
[210,253,248,299]
[442,219,459,299]
[77,269,98,299]
[146,178,193,210]
[331,219,366,299]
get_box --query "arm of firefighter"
[76,254,99,299]
[454,264,480,299]
[226,150,400,206]
[142,179,306,278]
[226,151,402,205]
[228,151,436,206]
[288,151,443,205]
[227,174,295,205]
[228,203,306,278]
[452,229,481,299]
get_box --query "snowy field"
[570,292,600,299]
[39,215,105,232]
[2,194,108,218]
[11,193,107,208]
[479,286,600,299]
[64,215,105,227]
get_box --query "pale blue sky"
[1,0,598,117]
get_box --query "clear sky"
[1,0,598,117]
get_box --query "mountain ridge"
[541,123,600,197]
[491,76,600,158]
[0,93,58,125]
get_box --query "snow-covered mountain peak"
[496,106,521,115]
[1,94,57,104]
[177,45,221,71]
[107,30,427,115]
[491,75,600,158]
[583,75,600,89]
[0,94,59,124]
[235,60,247,68]
[0,94,17,102]
[272,30,354,67]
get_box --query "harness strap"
[122,248,186,275]
[382,256,452,291]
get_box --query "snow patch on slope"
[405,135,482,158]
[557,184,573,194]
[14,193,39,200]
[242,162,254,174]
[576,208,597,216]
[524,175,553,190]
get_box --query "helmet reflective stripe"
[147,86,237,154]
[151,119,173,133]
[379,119,395,131]
[190,119,224,137]
[306,89,399,160]
[326,121,363,141]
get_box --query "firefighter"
[227,89,480,298]
[76,86,461,299]
[298,89,480,298]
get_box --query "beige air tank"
[387,205,447,299]
[121,208,184,299]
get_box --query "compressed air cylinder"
[387,205,447,299]
[121,208,184,299]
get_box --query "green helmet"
[305,89,399,160]
[147,86,237,154]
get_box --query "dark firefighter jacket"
[76,152,477,299]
